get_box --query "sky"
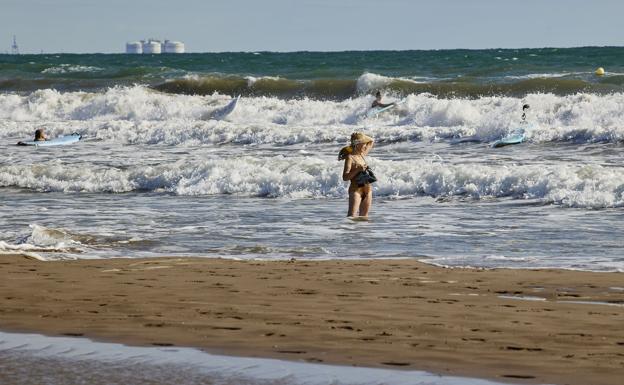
[2,0,624,53]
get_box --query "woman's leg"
[358,185,372,217]
[348,189,363,217]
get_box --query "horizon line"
[3,45,624,55]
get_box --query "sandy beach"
[0,255,622,385]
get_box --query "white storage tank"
[142,40,162,54]
[125,41,143,54]
[163,40,185,53]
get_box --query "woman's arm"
[342,156,363,181]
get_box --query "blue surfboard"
[17,133,82,147]
[492,132,525,148]
[492,123,533,148]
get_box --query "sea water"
[1,48,624,271]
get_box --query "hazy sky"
[2,0,624,53]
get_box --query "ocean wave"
[1,157,623,208]
[0,224,83,260]
[0,88,623,146]
[154,75,358,100]
[3,87,624,145]
[0,86,215,122]
[151,72,623,99]
[0,224,154,261]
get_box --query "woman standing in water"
[339,132,377,218]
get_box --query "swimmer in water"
[34,128,47,141]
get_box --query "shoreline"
[1,255,622,385]
[0,331,511,385]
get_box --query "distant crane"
[11,35,19,55]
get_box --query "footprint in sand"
[505,346,543,352]
[144,323,165,327]
[381,362,411,366]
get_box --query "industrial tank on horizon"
[125,39,185,54]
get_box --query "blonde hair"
[338,132,373,160]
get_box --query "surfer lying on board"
[371,91,395,109]
[339,132,377,217]
[34,128,47,141]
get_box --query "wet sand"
[0,255,622,385]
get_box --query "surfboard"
[17,133,82,147]
[492,122,535,148]
[492,130,525,148]
[212,95,240,120]
[366,98,406,118]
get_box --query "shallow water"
[2,51,624,270]
[0,331,520,385]
[1,184,623,270]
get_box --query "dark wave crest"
[153,75,621,100]
[153,76,358,100]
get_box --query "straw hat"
[351,132,374,146]
[338,132,374,160]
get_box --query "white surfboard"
[366,98,406,118]
[17,133,82,147]
[212,95,240,120]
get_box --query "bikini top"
[350,154,368,169]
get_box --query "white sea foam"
[245,75,283,87]
[0,224,156,261]
[41,64,103,74]
[356,72,395,93]
[2,156,623,208]
[504,72,574,80]
[0,241,47,260]
[3,86,624,145]
[356,72,431,93]
[0,224,85,260]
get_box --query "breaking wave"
[2,157,623,208]
[3,86,624,145]
[0,224,153,261]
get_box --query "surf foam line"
[0,224,151,261]
[3,87,624,145]
[0,331,517,385]
[2,156,623,208]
